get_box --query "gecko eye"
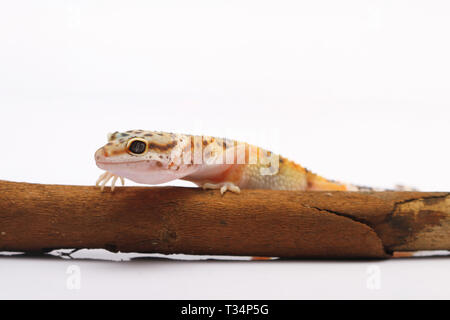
[127,138,148,155]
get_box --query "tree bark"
[0,180,449,258]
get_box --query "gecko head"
[95,130,196,184]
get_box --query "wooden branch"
[0,180,449,258]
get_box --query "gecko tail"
[394,184,418,191]
[346,183,419,192]
[305,172,414,192]
[347,185,418,192]
[319,182,418,192]
[306,172,349,191]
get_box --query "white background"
[0,0,449,299]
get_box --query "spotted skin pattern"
[95,130,358,194]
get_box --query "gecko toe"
[202,182,240,195]
[96,171,125,192]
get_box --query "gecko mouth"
[96,160,143,165]
[96,160,166,171]
[96,159,198,185]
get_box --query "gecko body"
[95,130,361,193]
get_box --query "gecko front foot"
[202,182,241,195]
[96,171,125,192]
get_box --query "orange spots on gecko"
[306,173,348,191]
[277,156,307,175]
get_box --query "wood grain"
[0,180,448,258]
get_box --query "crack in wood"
[300,203,389,257]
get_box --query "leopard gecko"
[94,130,375,194]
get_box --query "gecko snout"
[95,147,107,162]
